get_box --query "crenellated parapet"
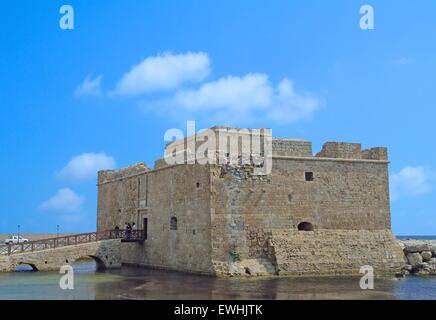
[98,162,149,185]
[315,142,387,161]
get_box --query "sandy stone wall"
[270,229,405,275]
[98,164,214,274]
[207,154,400,276]
[272,138,312,157]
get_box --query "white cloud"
[148,73,322,124]
[40,188,84,212]
[112,52,210,96]
[394,57,413,65]
[57,152,116,181]
[74,75,103,97]
[390,166,434,201]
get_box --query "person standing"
[126,223,132,240]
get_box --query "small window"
[196,182,200,188]
[305,172,314,181]
[298,222,314,231]
[170,217,178,230]
[288,195,292,203]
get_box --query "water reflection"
[97,268,398,300]
[1,261,436,300]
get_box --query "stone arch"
[88,255,107,270]
[73,255,107,271]
[15,262,38,272]
[297,221,314,231]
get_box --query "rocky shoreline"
[398,240,436,276]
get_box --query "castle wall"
[270,229,405,275]
[208,156,399,275]
[97,164,214,274]
[272,138,312,157]
[96,129,401,277]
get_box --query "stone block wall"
[272,138,312,157]
[316,142,363,159]
[98,163,214,274]
[270,229,405,275]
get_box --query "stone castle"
[97,126,405,276]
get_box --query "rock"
[422,251,432,262]
[403,264,413,272]
[402,240,436,253]
[407,253,423,266]
[418,262,429,269]
[398,242,406,250]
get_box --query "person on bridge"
[125,223,132,240]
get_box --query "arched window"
[298,221,314,231]
[170,217,178,230]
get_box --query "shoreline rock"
[398,240,436,276]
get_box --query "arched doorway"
[297,221,314,231]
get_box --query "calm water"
[1,260,436,300]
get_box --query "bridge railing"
[0,229,145,256]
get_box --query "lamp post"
[17,225,20,243]
[57,225,60,238]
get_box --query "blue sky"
[0,0,435,235]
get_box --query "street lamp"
[57,225,60,238]
[17,225,20,243]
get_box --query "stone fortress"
[97,126,405,276]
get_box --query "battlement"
[162,126,388,164]
[98,162,149,185]
[272,138,312,157]
[315,142,388,160]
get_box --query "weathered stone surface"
[422,251,432,262]
[400,240,436,253]
[96,126,403,276]
[403,264,413,272]
[407,253,423,267]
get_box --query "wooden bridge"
[0,229,145,257]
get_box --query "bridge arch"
[72,255,107,271]
[14,262,38,272]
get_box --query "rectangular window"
[305,172,314,181]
